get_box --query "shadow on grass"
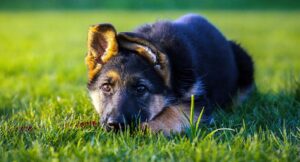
[209,78,300,140]
[0,94,28,120]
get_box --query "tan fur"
[148,95,166,120]
[143,102,207,135]
[86,24,118,81]
[89,70,120,117]
[90,90,104,115]
[143,106,190,136]
[85,54,102,81]
[106,70,120,81]
[99,31,118,63]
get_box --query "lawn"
[0,10,299,161]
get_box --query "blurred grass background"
[1,0,300,10]
[0,10,299,96]
[0,0,300,161]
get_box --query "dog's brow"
[106,70,120,80]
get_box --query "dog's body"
[86,14,254,135]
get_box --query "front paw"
[141,121,160,133]
[141,107,189,136]
[141,120,181,136]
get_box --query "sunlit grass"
[0,10,299,161]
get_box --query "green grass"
[1,0,300,10]
[0,10,300,161]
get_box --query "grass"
[0,10,300,161]
[1,0,300,10]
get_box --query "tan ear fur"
[86,24,118,81]
[118,33,171,87]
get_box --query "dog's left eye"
[101,83,112,93]
[135,85,148,95]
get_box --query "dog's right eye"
[134,84,148,96]
[100,84,112,93]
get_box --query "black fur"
[230,41,254,90]
[134,14,254,108]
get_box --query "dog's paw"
[141,120,181,136]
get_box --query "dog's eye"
[135,85,148,95]
[101,84,112,93]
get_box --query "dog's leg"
[143,106,189,136]
[143,99,214,136]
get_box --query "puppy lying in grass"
[85,14,254,135]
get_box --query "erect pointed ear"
[86,24,118,81]
[118,32,171,87]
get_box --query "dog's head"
[85,24,172,130]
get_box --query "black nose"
[106,117,124,130]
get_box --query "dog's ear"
[118,32,171,87]
[86,24,118,81]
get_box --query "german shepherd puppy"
[85,14,254,135]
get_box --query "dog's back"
[135,14,254,110]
